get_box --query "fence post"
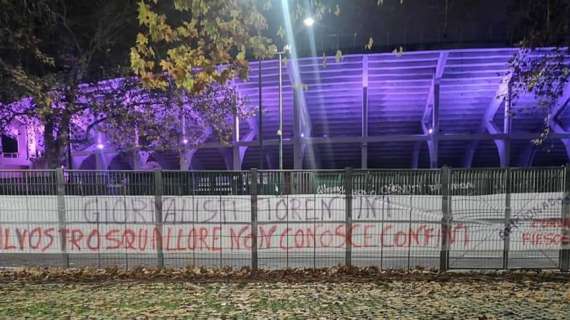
[439,166,451,272]
[561,165,570,272]
[344,167,353,268]
[503,168,511,270]
[250,168,258,271]
[154,170,164,268]
[56,168,69,267]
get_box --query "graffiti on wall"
[0,193,566,255]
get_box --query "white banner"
[0,193,566,256]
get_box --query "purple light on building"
[1,48,569,171]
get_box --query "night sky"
[265,0,565,56]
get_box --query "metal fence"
[0,167,568,271]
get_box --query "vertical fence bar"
[56,168,69,267]
[561,165,570,272]
[344,167,353,268]
[154,170,165,268]
[250,168,258,271]
[439,166,451,272]
[503,168,511,270]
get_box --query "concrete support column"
[502,81,512,167]
[232,113,241,170]
[293,88,303,169]
[430,80,440,168]
[361,56,369,169]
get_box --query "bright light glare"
[182,139,189,145]
[303,17,315,27]
[428,128,433,135]
[96,143,104,150]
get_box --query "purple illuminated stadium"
[1,48,569,170]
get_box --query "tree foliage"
[1,0,250,169]
[131,0,277,93]
[507,0,570,144]
[0,0,138,168]
[98,81,252,153]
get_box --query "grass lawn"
[0,274,569,319]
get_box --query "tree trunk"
[42,118,69,169]
[43,121,61,169]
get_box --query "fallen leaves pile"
[1,266,568,284]
[0,267,569,319]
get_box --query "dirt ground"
[0,267,569,319]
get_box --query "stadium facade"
[1,48,570,170]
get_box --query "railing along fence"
[0,167,568,272]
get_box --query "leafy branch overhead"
[131,0,277,93]
[98,81,252,153]
[507,0,570,144]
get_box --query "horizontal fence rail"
[0,167,568,272]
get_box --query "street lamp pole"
[278,51,284,170]
[277,45,289,170]
[258,59,264,170]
